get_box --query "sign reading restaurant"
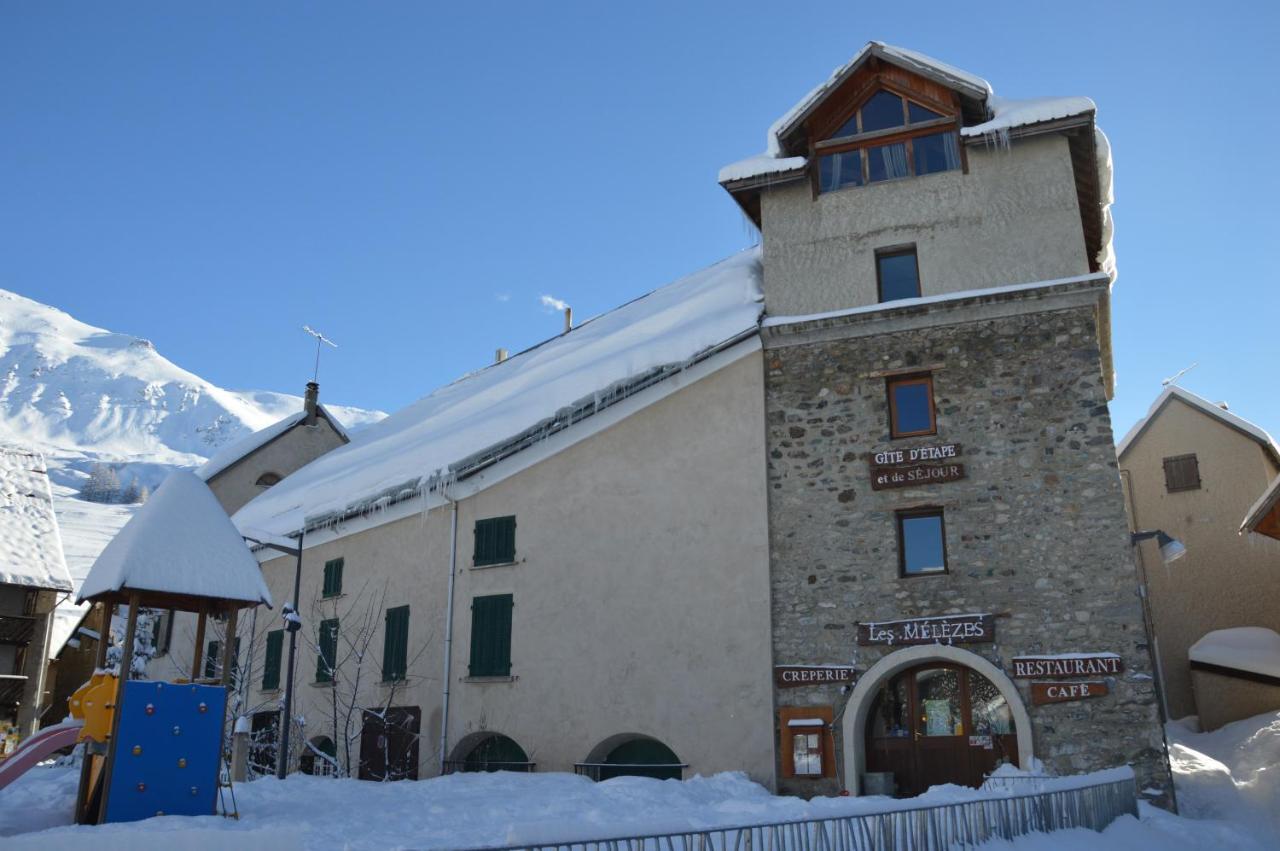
[774,666,858,689]
[857,613,994,647]
[869,443,966,491]
[1010,654,1123,679]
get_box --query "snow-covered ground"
[2,711,1275,850]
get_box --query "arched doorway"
[842,645,1032,797]
[300,735,336,776]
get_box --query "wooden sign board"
[1011,655,1123,679]
[774,666,858,689]
[870,444,962,466]
[1031,681,1109,705]
[870,462,966,490]
[857,613,994,647]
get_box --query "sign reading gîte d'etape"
[1031,681,1109,705]
[774,666,859,689]
[857,613,994,647]
[869,443,966,490]
[1011,654,1124,679]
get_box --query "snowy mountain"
[0,287,385,652]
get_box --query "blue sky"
[3,2,1277,439]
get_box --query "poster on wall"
[923,699,953,736]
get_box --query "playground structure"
[0,471,272,824]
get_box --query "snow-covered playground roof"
[232,248,764,540]
[77,470,272,608]
[0,446,74,592]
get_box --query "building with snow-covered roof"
[145,43,1172,804]
[0,446,73,744]
[1118,384,1280,722]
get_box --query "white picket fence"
[463,774,1137,851]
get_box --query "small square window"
[898,509,947,576]
[887,374,935,438]
[877,248,920,302]
[1163,454,1201,492]
[474,516,516,567]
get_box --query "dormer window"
[816,89,962,194]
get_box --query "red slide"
[0,719,83,792]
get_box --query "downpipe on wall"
[438,487,460,774]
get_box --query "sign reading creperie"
[774,666,858,689]
[1011,654,1123,679]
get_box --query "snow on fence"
[465,774,1137,851]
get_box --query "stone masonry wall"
[764,303,1172,802]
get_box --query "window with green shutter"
[316,618,339,683]
[262,629,284,690]
[473,516,516,566]
[322,558,345,597]
[382,606,410,682]
[468,594,513,677]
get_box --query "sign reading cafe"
[857,613,994,647]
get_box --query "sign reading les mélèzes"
[857,613,994,647]
[1011,654,1123,679]
[1031,681,1109,706]
[869,443,966,491]
[774,666,858,689]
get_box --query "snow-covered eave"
[1240,474,1280,537]
[0,573,74,593]
[1117,385,1280,467]
[248,331,764,544]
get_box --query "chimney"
[563,306,573,334]
[304,382,319,426]
[495,348,509,364]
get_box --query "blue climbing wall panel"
[104,680,226,823]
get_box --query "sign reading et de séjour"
[857,613,994,647]
[774,666,858,689]
[869,443,966,491]
[1011,654,1124,679]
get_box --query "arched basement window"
[817,89,962,193]
[599,737,684,781]
[300,735,337,776]
[462,733,533,773]
[256,472,283,488]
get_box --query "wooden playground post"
[94,592,140,824]
[191,604,208,680]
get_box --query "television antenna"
[1161,363,1198,387]
[302,325,338,382]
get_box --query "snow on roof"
[234,248,765,538]
[1117,385,1280,465]
[196,404,350,482]
[1190,627,1280,680]
[77,470,272,606]
[764,42,991,158]
[960,95,1095,139]
[718,154,807,185]
[0,447,73,591]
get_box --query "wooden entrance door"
[865,663,1019,796]
[358,706,421,781]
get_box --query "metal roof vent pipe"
[495,348,509,364]
[304,381,319,426]
[563,306,573,334]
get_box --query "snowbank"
[1190,627,1280,680]
[0,446,73,591]
[77,470,271,606]
[234,248,764,538]
[1168,710,1280,842]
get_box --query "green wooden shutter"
[262,630,284,690]
[323,558,345,597]
[468,594,513,676]
[205,640,220,679]
[316,618,339,683]
[474,517,516,566]
[382,606,410,682]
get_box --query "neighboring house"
[140,44,1170,801]
[0,447,74,747]
[1117,385,1280,721]
[145,384,350,684]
